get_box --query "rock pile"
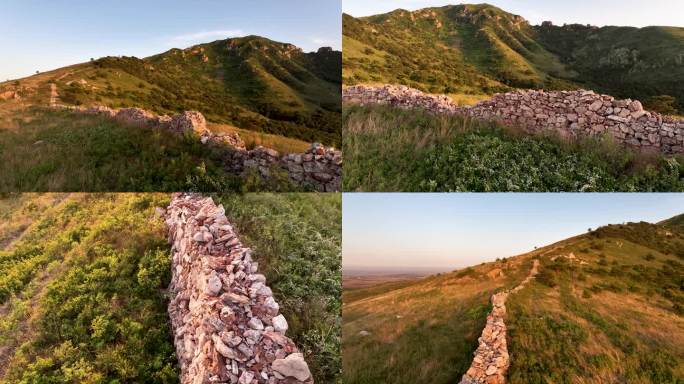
[170,111,209,135]
[343,85,463,115]
[343,85,684,154]
[227,143,342,192]
[53,105,341,191]
[459,260,539,384]
[165,194,313,384]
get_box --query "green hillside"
[343,4,684,113]
[0,36,342,146]
[0,193,342,383]
[342,215,684,383]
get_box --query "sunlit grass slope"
[342,217,684,383]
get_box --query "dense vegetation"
[507,220,684,382]
[343,106,684,192]
[343,4,684,114]
[216,193,342,383]
[0,193,178,383]
[1,36,341,146]
[0,108,305,192]
[0,193,342,383]
[343,215,684,383]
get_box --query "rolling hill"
[0,36,342,146]
[343,3,684,114]
[342,214,684,383]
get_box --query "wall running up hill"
[165,194,314,384]
[459,260,540,384]
[343,85,684,154]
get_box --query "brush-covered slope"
[535,23,684,114]
[0,193,342,383]
[0,36,342,145]
[343,4,684,114]
[343,4,577,95]
[342,215,684,383]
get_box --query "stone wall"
[54,105,342,191]
[165,194,314,384]
[458,260,539,384]
[343,85,684,154]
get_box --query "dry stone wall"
[53,104,342,191]
[165,193,314,384]
[458,260,539,384]
[343,85,684,154]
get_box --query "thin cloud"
[311,37,340,49]
[167,29,244,47]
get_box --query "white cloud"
[311,37,334,46]
[167,29,244,47]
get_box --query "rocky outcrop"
[343,85,684,154]
[170,111,209,135]
[459,260,539,384]
[52,105,341,191]
[165,194,313,384]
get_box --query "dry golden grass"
[208,122,311,153]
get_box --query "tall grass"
[0,108,303,192]
[343,105,684,192]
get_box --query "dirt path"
[458,259,540,384]
[0,264,60,378]
[49,83,58,106]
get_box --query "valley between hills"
[342,215,684,383]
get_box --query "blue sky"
[343,193,684,271]
[0,0,341,81]
[343,0,684,28]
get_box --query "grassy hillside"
[343,4,684,114]
[343,105,684,192]
[0,108,310,192]
[342,254,534,384]
[0,36,342,146]
[342,216,684,383]
[0,193,342,383]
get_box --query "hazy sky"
[342,0,684,28]
[0,0,341,81]
[343,193,684,271]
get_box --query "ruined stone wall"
[458,260,539,384]
[54,105,342,191]
[165,194,314,384]
[343,85,684,154]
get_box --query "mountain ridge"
[343,3,684,114]
[0,35,342,145]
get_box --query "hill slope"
[343,4,684,113]
[342,215,684,383]
[0,36,342,145]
